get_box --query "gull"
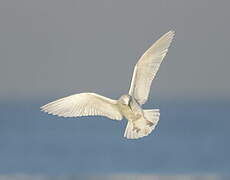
[41,30,175,139]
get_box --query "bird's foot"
[133,126,141,133]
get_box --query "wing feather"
[129,30,175,105]
[41,93,123,120]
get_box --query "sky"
[0,0,229,101]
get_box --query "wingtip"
[40,104,50,114]
[157,30,175,42]
[168,29,175,34]
[40,105,46,111]
[163,30,175,44]
[167,30,176,38]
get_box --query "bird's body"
[118,95,142,121]
[117,94,160,138]
[41,30,175,139]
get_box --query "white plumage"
[41,30,175,139]
[41,93,122,120]
[129,31,175,105]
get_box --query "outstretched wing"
[128,30,175,105]
[40,93,123,120]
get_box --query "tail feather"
[144,109,160,125]
[124,121,139,139]
[124,109,160,139]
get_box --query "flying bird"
[41,30,175,139]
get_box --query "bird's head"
[119,94,131,106]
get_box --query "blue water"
[0,99,229,175]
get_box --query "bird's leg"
[132,118,142,133]
[146,120,154,127]
[132,126,141,133]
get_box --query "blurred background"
[0,0,230,179]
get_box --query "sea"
[0,99,229,179]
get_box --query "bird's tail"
[143,109,160,126]
[124,109,160,139]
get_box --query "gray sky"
[0,0,229,101]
